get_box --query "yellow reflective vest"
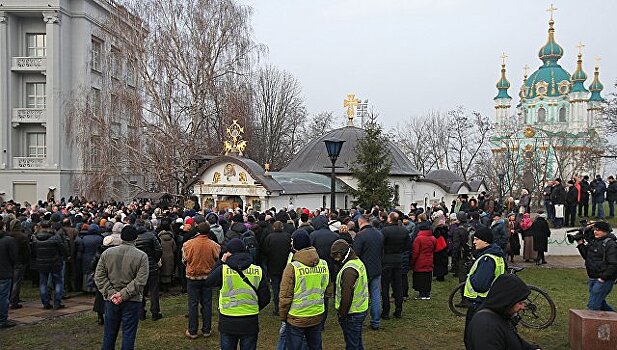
[335,258,369,313]
[219,264,262,316]
[288,259,329,317]
[463,253,505,299]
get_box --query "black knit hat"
[291,230,311,250]
[474,226,493,244]
[121,225,138,241]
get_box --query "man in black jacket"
[578,176,591,217]
[606,176,617,218]
[135,219,163,320]
[380,212,410,319]
[565,180,579,227]
[0,221,18,328]
[466,274,540,350]
[353,214,384,330]
[261,222,292,315]
[576,221,617,311]
[204,238,270,349]
[309,214,338,328]
[550,179,567,228]
[32,220,69,310]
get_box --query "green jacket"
[94,241,149,303]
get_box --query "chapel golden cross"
[576,41,585,55]
[546,4,558,20]
[595,56,601,68]
[500,52,508,66]
[343,94,359,123]
[523,64,530,77]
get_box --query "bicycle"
[448,266,556,329]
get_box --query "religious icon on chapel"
[224,163,236,181]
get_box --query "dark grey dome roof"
[425,169,464,185]
[282,126,420,176]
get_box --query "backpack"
[242,230,259,264]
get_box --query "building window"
[26,83,46,108]
[27,133,46,157]
[90,88,101,115]
[537,107,546,123]
[559,107,567,122]
[26,34,46,57]
[91,38,102,72]
[126,60,136,86]
[111,122,121,140]
[111,48,122,79]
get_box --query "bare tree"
[447,107,493,181]
[249,65,306,170]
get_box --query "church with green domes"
[490,8,605,188]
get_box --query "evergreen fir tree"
[346,116,393,209]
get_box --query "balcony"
[11,108,46,126]
[13,157,47,169]
[11,57,47,72]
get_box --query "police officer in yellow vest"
[331,239,369,350]
[204,238,270,350]
[279,230,329,350]
[463,226,506,348]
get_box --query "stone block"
[569,309,617,350]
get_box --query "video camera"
[566,219,595,244]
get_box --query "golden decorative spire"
[223,119,247,156]
[264,162,270,174]
[594,56,601,69]
[343,94,360,126]
[523,64,530,78]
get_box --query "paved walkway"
[8,294,94,325]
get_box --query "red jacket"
[411,229,437,272]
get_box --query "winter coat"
[382,223,411,265]
[0,230,17,279]
[135,226,163,273]
[592,180,606,203]
[577,233,617,281]
[529,217,551,252]
[580,180,591,201]
[491,220,508,251]
[7,219,30,265]
[607,181,617,202]
[550,184,567,205]
[222,222,247,253]
[518,194,530,214]
[157,230,177,279]
[566,186,579,205]
[353,223,384,279]
[32,227,68,273]
[279,247,326,328]
[204,252,270,336]
[309,215,339,280]
[451,222,472,260]
[411,229,436,272]
[182,234,221,279]
[209,224,224,244]
[75,225,103,274]
[261,229,292,277]
[94,242,149,303]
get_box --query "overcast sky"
[241,0,616,129]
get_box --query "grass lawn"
[0,268,602,349]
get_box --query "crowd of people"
[0,185,614,349]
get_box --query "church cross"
[595,56,601,68]
[500,52,508,66]
[576,42,585,55]
[546,4,558,20]
[343,94,360,125]
[523,64,530,77]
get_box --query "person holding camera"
[576,221,617,311]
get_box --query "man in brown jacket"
[182,222,221,339]
[279,229,329,350]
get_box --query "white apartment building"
[0,0,139,204]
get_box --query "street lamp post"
[497,172,505,208]
[324,138,345,213]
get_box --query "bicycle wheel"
[519,285,556,329]
[448,282,468,317]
